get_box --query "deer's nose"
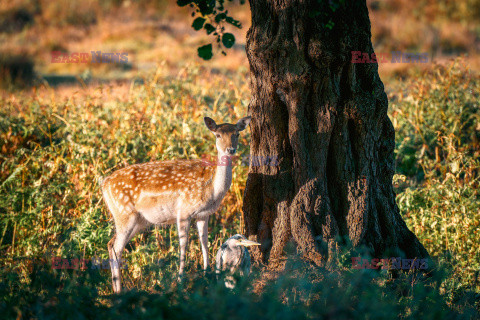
[226,148,236,155]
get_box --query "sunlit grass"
[391,59,480,295]
[0,58,479,319]
[0,64,250,294]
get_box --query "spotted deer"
[101,116,251,293]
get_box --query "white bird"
[215,234,260,288]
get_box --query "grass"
[2,254,478,319]
[0,58,479,319]
[0,64,249,259]
[391,59,480,298]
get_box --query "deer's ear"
[236,116,251,131]
[204,117,217,132]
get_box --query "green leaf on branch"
[324,19,335,30]
[204,23,215,34]
[192,17,206,30]
[181,0,245,59]
[197,0,215,15]
[198,44,213,60]
[215,12,227,23]
[225,16,242,28]
[221,33,235,48]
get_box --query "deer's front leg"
[177,217,191,277]
[196,217,209,271]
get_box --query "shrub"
[391,59,480,294]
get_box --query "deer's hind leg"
[108,213,149,293]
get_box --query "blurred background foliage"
[0,0,479,86]
[0,0,479,318]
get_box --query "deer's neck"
[212,154,233,199]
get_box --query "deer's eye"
[215,134,221,138]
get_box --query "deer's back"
[102,159,216,225]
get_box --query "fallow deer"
[101,116,251,293]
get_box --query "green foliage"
[198,44,213,60]
[0,65,250,263]
[0,59,479,316]
[308,0,347,30]
[192,17,206,30]
[392,59,480,295]
[178,0,243,60]
[0,256,478,319]
[392,60,479,179]
[221,33,235,48]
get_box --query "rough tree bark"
[242,0,430,267]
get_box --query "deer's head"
[204,116,251,156]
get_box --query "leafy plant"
[178,0,243,60]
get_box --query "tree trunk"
[243,0,429,267]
